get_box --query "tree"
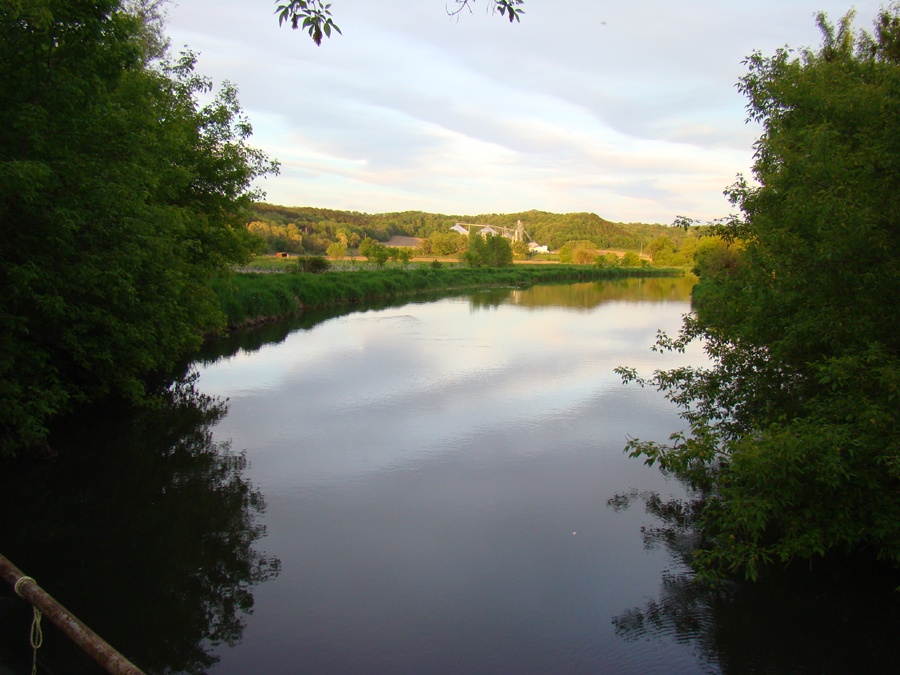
[691,237,740,278]
[368,242,390,267]
[594,252,619,268]
[462,232,512,267]
[0,0,277,455]
[420,230,466,256]
[326,242,346,259]
[485,233,513,266]
[276,0,524,45]
[358,236,376,258]
[620,251,641,267]
[512,240,531,259]
[572,247,595,265]
[618,7,900,580]
[295,255,331,273]
[648,236,675,264]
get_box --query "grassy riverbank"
[211,265,683,331]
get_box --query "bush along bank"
[210,265,683,331]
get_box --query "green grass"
[210,265,683,331]
[242,255,471,272]
[240,255,301,271]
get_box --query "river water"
[2,277,899,675]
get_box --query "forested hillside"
[246,204,683,254]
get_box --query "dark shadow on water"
[608,488,900,675]
[0,376,279,675]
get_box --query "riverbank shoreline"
[209,265,684,336]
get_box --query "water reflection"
[0,377,279,674]
[192,280,709,675]
[199,276,697,368]
[609,488,900,675]
[7,276,898,674]
[469,276,695,312]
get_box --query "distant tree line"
[244,204,688,257]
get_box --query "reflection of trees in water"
[194,290,471,367]
[508,277,696,310]
[0,376,279,674]
[195,278,696,368]
[468,288,514,310]
[608,488,900,675]
[466,277,697,312]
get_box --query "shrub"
[295,256,331,274]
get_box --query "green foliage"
[691,238,741,278]
[620,251,642,267]
[418,230,467,256]
[247,220,303,253]
[247,204,661,254]
[571,247,596,265]
[394,247,413,264]
[594,252,620,268]
[368,242,390,267]
[562,239,597,251]
[620,7,900,580]
[326,242,346,259]
[462,232,513,268]
[648,236,675,262]
[647,233,709,267]
[358,236,376,257]
[490,212,634,251]
[295,256,331,274]
[512,240,531,259]
[212,266,682,327]
[275,0,341,45]
[558,240,598,265]
[276,0,523,44]
[0,1,276,455]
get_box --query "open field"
[382,235,422,248]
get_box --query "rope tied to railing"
[1,554,145,675]
[14,576,43,675]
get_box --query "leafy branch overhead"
[275,0,341,45]
[275,0,524,45]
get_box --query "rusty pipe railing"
[0,553,145,675]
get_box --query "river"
[2,277,899,675]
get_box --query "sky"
[165,0,880,224]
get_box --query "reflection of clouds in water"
[198,320,363,394]
[191,283,728,674]
[200,280,702,397]
[203,288,705,489]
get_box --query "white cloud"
[166,0,881,223]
